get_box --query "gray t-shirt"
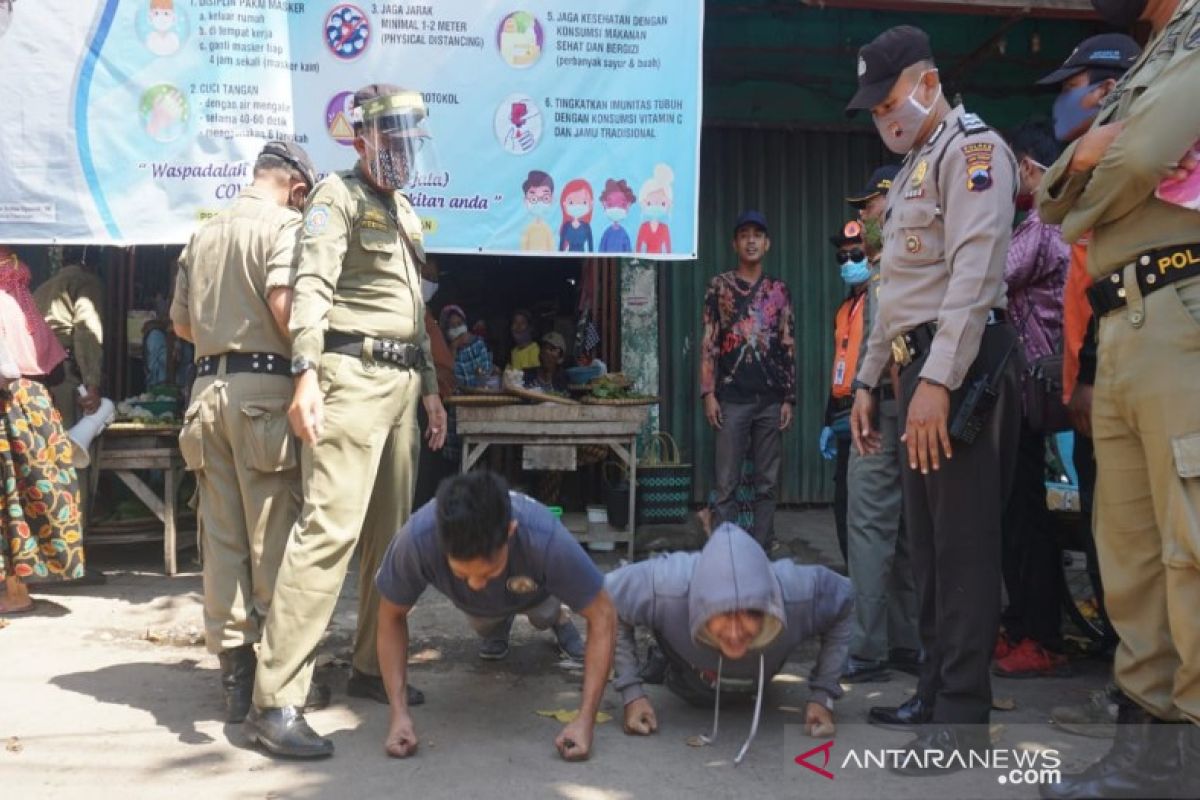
[375,492,604,616]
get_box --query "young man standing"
[374,471,615,762]
[699,211,796,549]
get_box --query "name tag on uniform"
[834,359,846,386]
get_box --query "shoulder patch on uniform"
[958,113,989,135]
[962,142,995,192]
[304,204,332,236]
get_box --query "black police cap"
[845,26,933,116]
[846,164,900,206]
[259,140,316,189]
[1036,33,1141,86]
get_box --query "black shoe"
[346,668,425,706]
[639,646,667,685]
[889,725,991,777]
[868,695,933,730]
[842,657,891,684]
[243,705,333,759]
[303,680,332,712]
[217,644,256,724]
[888,648,924,677]
[1039,703,1182,799]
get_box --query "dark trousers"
[713,397,782,548]
[834,433,851,561]
[1000,420,1064,650]
[1073,431,1095,514]
[899,324,1021,724]
[413,403,454,510]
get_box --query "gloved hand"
[819,426,837,460]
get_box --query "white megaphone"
[68,398,115,469]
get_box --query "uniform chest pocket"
[359,227,399,255]
[240,399,297,473]
[888,203,942,267]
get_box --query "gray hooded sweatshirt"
[607,524,853,708]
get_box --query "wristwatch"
[291,356,316,376]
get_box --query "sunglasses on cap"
[836,248,865,265]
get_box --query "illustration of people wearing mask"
[635,164,673,254]
[0,0,16,39]
[145,0,181,57]
[559,178,594,253]
[598,178,635,253]
[520,170,555,252]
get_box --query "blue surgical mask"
[566,203,589,219]
[1052,83,1102,143]
[604,206,628,222]
[840,259,871,286]
[643,205,668,221]
[527,199,552,218]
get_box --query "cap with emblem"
[1036,33,1141,86]
[733,210,769,237]
[845,25,933,115]
[830,220,864,248]
[541,331,567,353]
[259,140,317,190]
[846,164,900,207]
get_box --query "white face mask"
[447,324,468,340]
[420,278,438,303]
[874,70,942,155]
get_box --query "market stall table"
[86,422,192,575]
[456,403,649,558]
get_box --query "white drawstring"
[698,656,723,746]
[733,654,765,767]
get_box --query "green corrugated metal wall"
[659,127,887,505]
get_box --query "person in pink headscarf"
[0,247,84,614]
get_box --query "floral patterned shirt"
[700,271,796,404]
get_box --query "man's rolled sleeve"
[922,135,1016,390]
[264,215,302,292]
[170,245,192,331]
[289,180,352,363]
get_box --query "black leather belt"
[830,396,854,414]
[892,309,1008,368]
[1087,244,1200,318]
[196,352,290,378]
[324,331,425,370]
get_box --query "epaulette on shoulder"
[958,113,990,136]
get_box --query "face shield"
[354,92,437,192]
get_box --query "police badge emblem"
[507,576,539,594]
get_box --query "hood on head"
[688,523,785,653]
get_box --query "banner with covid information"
[0,0,702,259]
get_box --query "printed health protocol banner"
[0,0,702,259]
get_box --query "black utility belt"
[196,352,290,378]
[891,309,1008,368]
[324,331,425,370]
[1087,243,1200,318]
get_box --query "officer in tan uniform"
[171,141,317,724]
[846,26,1022,773]
[34,246,105,428]
[245,84,448,759]
[1037,1,1200,796]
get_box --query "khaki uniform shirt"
[1038,0,1200,280]
[33,264,105,387]
[290,165,437,396]
[859,105,1017,391]
[170,186,301,358]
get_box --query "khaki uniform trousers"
[846,396,919,662]
[254,350,421,708]
[179,368,299,653]
[1093,271,1200,725]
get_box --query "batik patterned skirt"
[0,379,85,581]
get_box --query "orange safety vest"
[1062,238,1092,403]
[830,290,868,399]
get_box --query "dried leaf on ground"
[534,709,612,724]
[992,697,1016,711]
[6,737,22,753]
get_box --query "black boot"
[868,695,933,729]
[1039,702,1181,799]
[243,705,333,759]
[217,644,256,724]
[346,668,425,706]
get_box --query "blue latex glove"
[819,426,837,460]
